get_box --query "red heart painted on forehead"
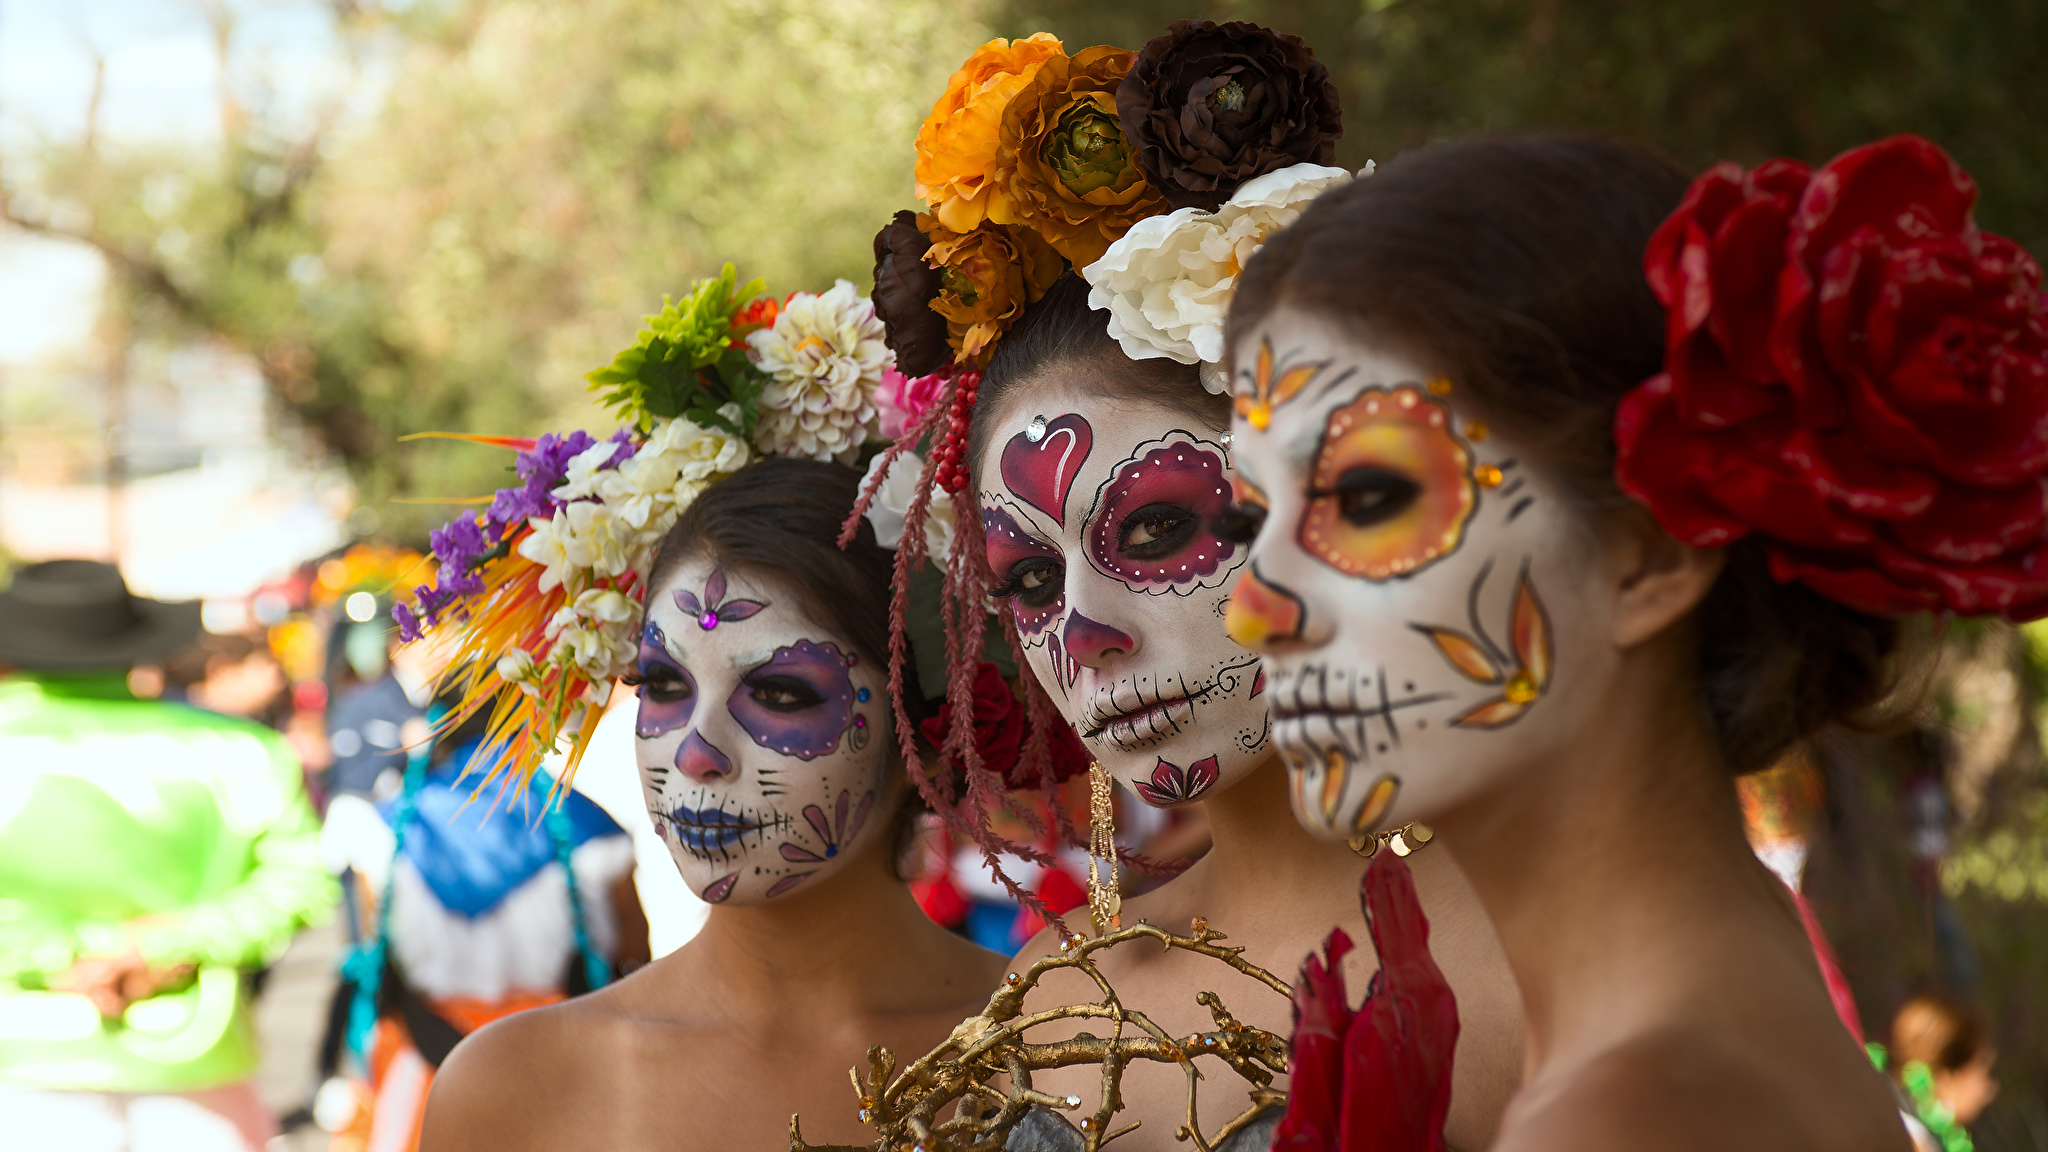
[999,414,1093,527]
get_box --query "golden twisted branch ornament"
[788,918,1293,1152]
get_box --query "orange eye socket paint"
[1299,385,1475,581]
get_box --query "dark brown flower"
[1117,20,1343,211]
[872,209,951,377]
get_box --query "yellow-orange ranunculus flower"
[914,33,1066,233]
[920,215,1063,367]
[990,44,1163,268]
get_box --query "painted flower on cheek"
[1301,384,1476,580]
[1135,755,1220,805]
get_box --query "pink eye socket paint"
[1084,434,1236,591]
[982,504,1065,636]
[726,638,856,760]
[1000,413,1093,526]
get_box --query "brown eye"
[1315,467,1421,529]
[1119,503,1197,559]
[747,674,824,713]
[994,558,1063,609]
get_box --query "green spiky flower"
[586,263,768,433]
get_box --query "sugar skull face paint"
[635,558,891,904]
[1225,308,1617,838]
[980,388,1271,806]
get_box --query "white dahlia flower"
[748,279,890,463]
[859,449,954,565]
[1081,163,1358,394]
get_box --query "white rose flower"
[859,450,954,564]
[1081,163,1355,394]
[749,280,889,464]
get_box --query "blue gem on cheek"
[826,845,838,858]
[856,687,870,702]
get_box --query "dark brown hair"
[652,457,904,685]
[1228,134,1901,773]
[968,272,1231,477]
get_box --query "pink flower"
[875,367,949,440]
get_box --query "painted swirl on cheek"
[634,622,697,738]
[1301,385,1475,580]
[982,504,1065,636]
[1085,439,1235,589]
[726,639,855,760]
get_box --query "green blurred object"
[0,673,336,1093]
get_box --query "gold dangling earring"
[1087,761,1122,935]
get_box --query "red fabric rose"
[1270,850,1458,1152]
[920,661,1092,788]
[1616,135,2048,619]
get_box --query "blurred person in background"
[325,606,431,802]
[163,631,291,726]
[316,674,647,1152]
[1876,993,2000,1152]
[0,559,336,1152]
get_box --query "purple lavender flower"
[486,430,603,531]
[393,602,423,642]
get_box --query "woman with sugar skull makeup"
[854,21,1526,1150]
[389,266,1072,1150]
[1221,134,2048,1148]
[421,459,1012,1152]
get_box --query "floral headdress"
[397,263,931,797]
[1615,135,2048,621]
[851,20,1354,911]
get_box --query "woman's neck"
[1434,670,1794,1069]
[1193,755,1364,909]
[683,845,972,1019]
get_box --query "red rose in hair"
[920,662,1090,788]
[1617,135,2048,619]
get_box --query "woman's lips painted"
[1083,693,1196,741]
[666,805,780,854]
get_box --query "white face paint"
[634,558,892,905]
[1222,308,1617,838]
[978,385,1271,808]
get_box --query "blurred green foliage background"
[4,0,2044,1144]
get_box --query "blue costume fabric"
[374,739,626,919]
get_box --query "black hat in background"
[0,559,203,671]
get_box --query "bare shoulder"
[420,987,651,1152]
[1500,1028,1911,1152]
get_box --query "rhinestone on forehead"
[1025,415,1047,442]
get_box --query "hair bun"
[1616,134,2048,621]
